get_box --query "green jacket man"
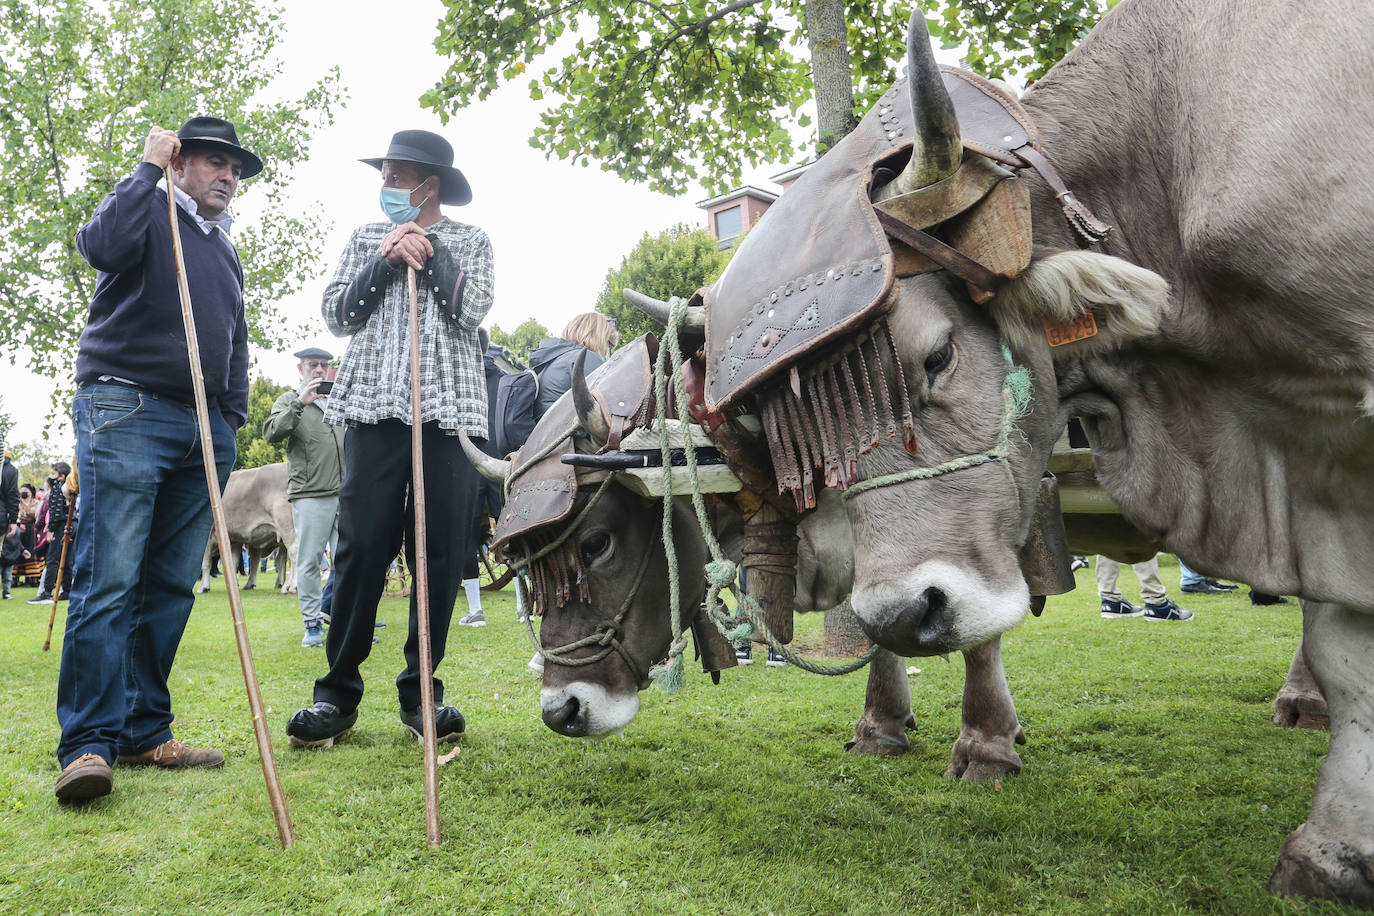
[263,347,346,646]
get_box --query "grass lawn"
[0,558,1357,915]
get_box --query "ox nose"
[858,586,953,656]
[542,695,589,737]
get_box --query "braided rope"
[649,298,879,690]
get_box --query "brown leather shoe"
[116,738,224,769]
[55,753,113,803]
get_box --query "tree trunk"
[804,0,856,154]
[823,598,872,657]
[806,0,859,643]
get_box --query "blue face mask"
[379,182,430,225]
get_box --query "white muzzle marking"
[541,682,640,737]
[851,559,1029,648]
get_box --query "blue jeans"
[56,384,235,768]
[1177,558,1205,588]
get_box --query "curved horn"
[459,429,512,484]
[572,351,611,448]
[875,11,963,202]
[622,288,707,331]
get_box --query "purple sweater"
[74,162,249,428]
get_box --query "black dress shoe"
[399,704,465,744]
[1205,578,1238,591]
[287,701,358,748]
[1250,590,1290,606]
[1180,580,1230,594]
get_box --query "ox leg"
[846,648,916,757]
[1273,637,1330,729]
[1268,601,1374,905]
[198,539,214,594]
[243,546,258,590]
[944,635,1025,784]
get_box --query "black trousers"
[41,519,70,595]
[314,420,478,712]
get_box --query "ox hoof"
[242,584,255,591]
[845,731,911,757]
[944,732,1025,784]
[1268,823,1374,906]
[1272,691,1330,730]
[198,586,209,594]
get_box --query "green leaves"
[0,0,341,402]
[426,1,1105,195]
[593,222,730,343]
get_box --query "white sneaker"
[458,609,486,627]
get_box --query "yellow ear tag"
[1044,312,1098,348]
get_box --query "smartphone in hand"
[316,380,334,396]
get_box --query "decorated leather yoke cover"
[701,66,1104,511]
[491,335,658,606]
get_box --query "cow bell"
[691,601,739,683]
[1017,472,1076,614]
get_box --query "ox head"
[838,11,1169,654]
[466,343,711,738]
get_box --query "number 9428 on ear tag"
[1044,313,1099,348]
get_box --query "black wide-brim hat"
[361,129,472,206]
[177,116,263,179]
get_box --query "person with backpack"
[525,313,619,418]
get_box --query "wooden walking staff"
[406,265,442,847]
[41,509,75,651]
[163,166,294,848]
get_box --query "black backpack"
[490,368,539,458]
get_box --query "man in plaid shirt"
[287,130,493,748]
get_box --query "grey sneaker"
[735,644,754,665]
[399,704,465,743]
[766,647,787,667]
[458,608,486,627]
[1144,599,1194,622]
[1100,598,1144,619]
[301,622,324,648]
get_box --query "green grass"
[0,560,1356,915]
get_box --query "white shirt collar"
[156,177,234,237]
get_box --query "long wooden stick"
[164,167,294,848]
[407,265,442,847]
[41,508,75,651]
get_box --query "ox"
[814,4,1373,903]
[198,462,297,594]
[474,0,1372,902]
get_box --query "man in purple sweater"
[53,118,261,804]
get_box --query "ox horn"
[458,429,511,484]
[571,351,611,447]
[622,288,707,331]
[874,10,963,202]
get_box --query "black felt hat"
[361,129,472,206]
[177,117,263,179]
[293,347,334,361]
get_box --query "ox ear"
[988,250,1170,355]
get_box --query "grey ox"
[470,0,1373,905]
[198,462,297,595]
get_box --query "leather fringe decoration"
[758,318,919,511]
[517,532,592,616]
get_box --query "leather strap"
[1013,144,1112,243]
[875,209,1001,297]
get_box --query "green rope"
[649,297,879,689]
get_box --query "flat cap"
[293,347,334,361]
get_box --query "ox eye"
[924,339,954,385]
[580,531,611,566]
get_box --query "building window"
[714,205,742,243]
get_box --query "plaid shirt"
[322,217,494,435]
